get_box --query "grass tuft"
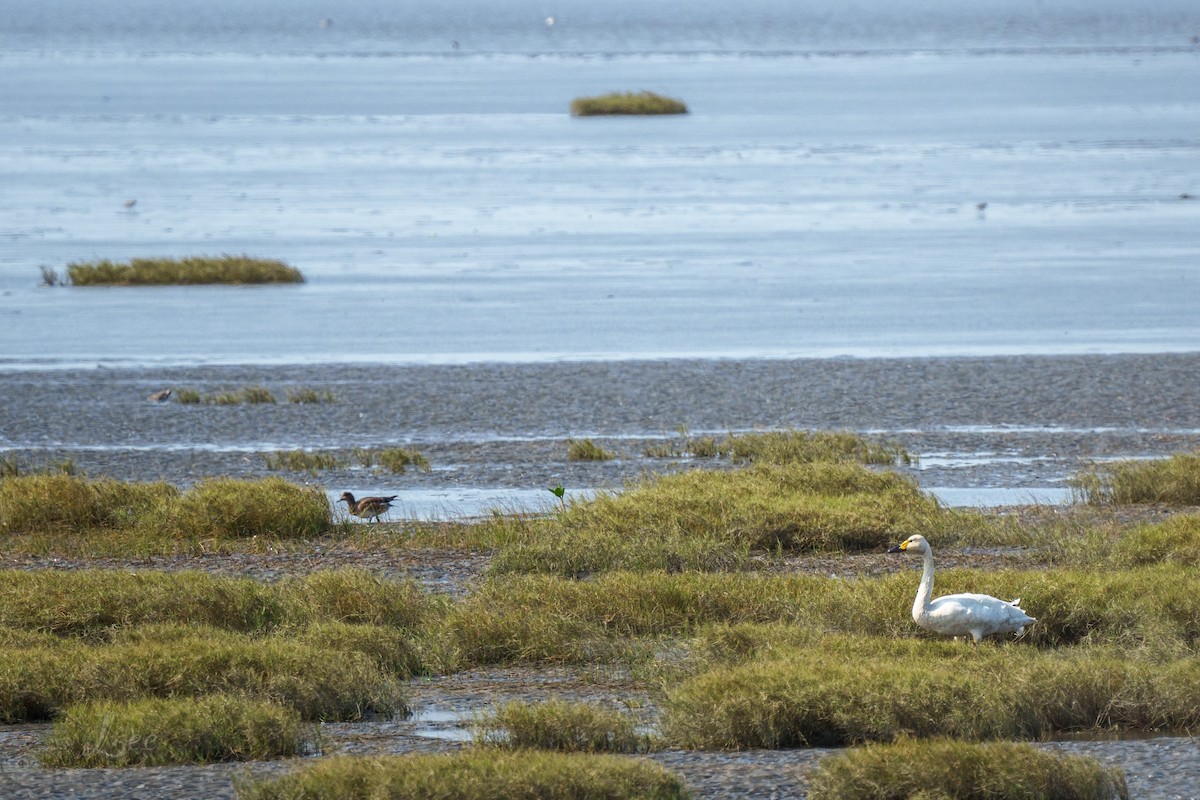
[40,695,306,767]
[262,450,343,474]
[1072,453,1200,505]
[286,388,337,404]
[806,737,1128,800]
[147,477,332,540]
[235,751,688,800]
[0,474,178,534]
[354,447,430,473]
[567,438,616,462]
[66,255,304,286]
[570,91,688,116]
[474,700,647,753]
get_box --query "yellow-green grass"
[487,462,999,576]
[567,438,616,461]
[235,752,688,800]
[176,388,204,404]
[662,634,1200,748]
[570,91,688,116]
[66,255,304,286]
[0,568,439,639]
[474,700,647,753]
[0,474,178,533]
[1072,452,1200,505]
[0,633,405,722]
[446,562,1200,666]
[718,429,912,466]
[806,737,1128,800]
[40,695,306,767]
[145,477,332,540]
[354,447,431,473]
[262,449,344,473]
[1,475,331,540]
[0,456,79,479]
[286,387,337,404]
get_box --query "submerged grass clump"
[236,752,688,800]
[474,700,647,753]
[1072,452,1200,505]
[567,438,616,462]
[66,255,304,286]
[353,447,430,473]
[40,695,306,767]
[286,388,337,404]
[806,737,1128,800]
[262,450,343,474]
[570,91,688,116]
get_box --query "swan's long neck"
[912,546,935,621]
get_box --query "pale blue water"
[2,1,1199,369]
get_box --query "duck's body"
[889,534,1035,642]
[339,491,397,523]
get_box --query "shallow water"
[2,2,1200,369]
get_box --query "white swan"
[888,534,1035,642]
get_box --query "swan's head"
[888,534,929,554]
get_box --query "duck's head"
[338,491,355,505]
[888,534,928,554]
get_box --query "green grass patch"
[286,388,337,404]
[1108,513,1200,566]
[40,695,306,767]
[235,752,688,800]
[806,737,1128,800]
[718,429,912,466]
[487,462,988,576]
[353,447,430,473]
[474,700,647,753]
[262,449,343,473]
[0,474,178,534]
[662,634,1200,748]
[567,439,616,462]
[175,388,203,404]
[146,477,332,540]
[570,91,688,116]
[1072,452,1200,505]
[66,255,304,286]
[0,632,405,722]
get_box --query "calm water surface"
[2,1,1198,368]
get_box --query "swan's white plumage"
[889,534,1035,642]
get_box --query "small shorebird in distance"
[339,491,398,523]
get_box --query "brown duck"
[339,491,398,523]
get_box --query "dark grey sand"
[2,354,1200,799]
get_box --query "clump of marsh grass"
[661,635,1200,748]
[235,752,688,800]
[175,388,203,404]
[353,447,430,473]
[241,386,276,404]
[1071,453,1200,505]
[720,429,912,466]
[805,737,1128,800]
[487,462,979,575]
[40,695,307,767]
[1108,514,1200,567]
[146,477,332,540]
[65,255,304,286]
[570,91,688,116]
[0,632,406,723]
[567,438,616,462]
[0,474,178,534]
[283,568,444,632]
[262,450,343,474]
[286,388,337,404]
[474,699,648,753]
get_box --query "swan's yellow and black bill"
[888,542,904,553]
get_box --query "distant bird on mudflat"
[339,491,398,523]
[147,389,172,402]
